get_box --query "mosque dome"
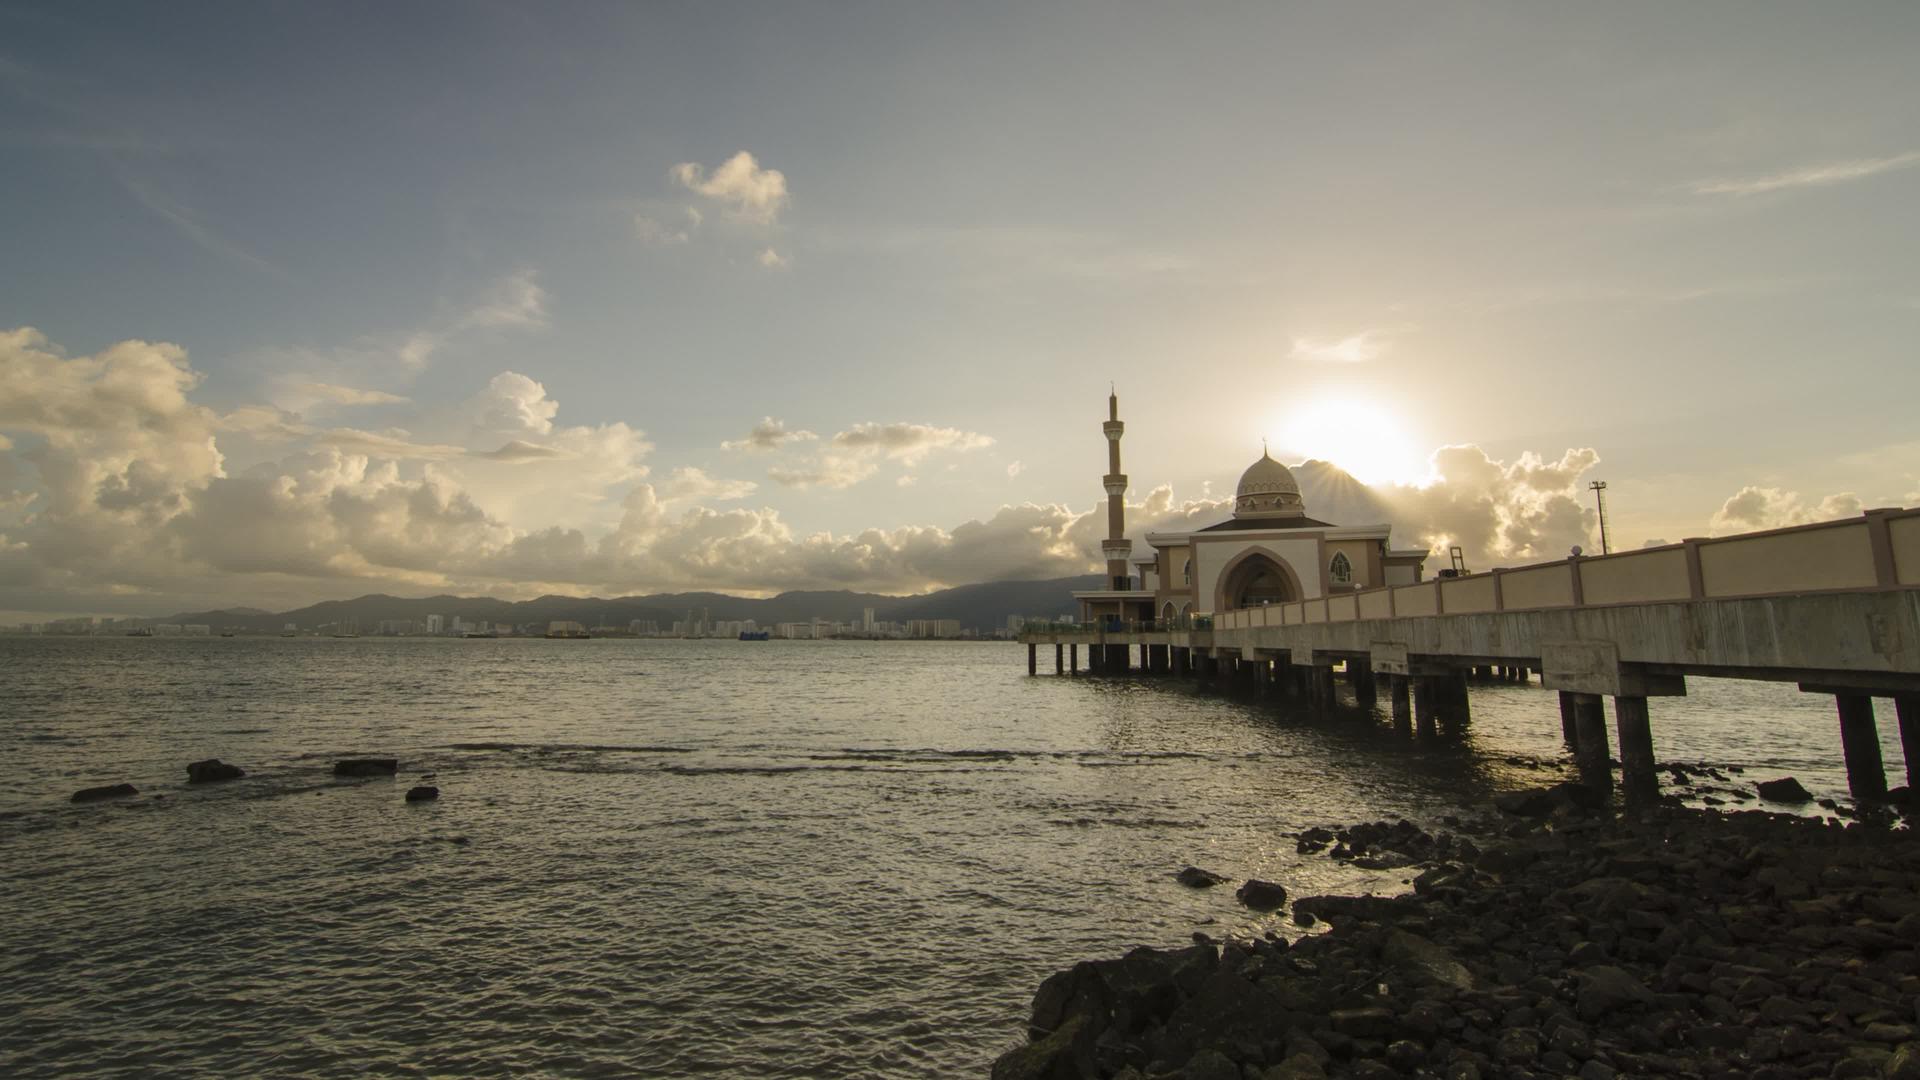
[1233,451,1306,519]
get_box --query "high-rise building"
[425,614,444,634]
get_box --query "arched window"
[1329,551,1353,585]
[1182,559,1191,586]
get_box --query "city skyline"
[5,3,1919,619]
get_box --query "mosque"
[1075,391,1430,627]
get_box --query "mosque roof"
[1235,452,1299,499]
[1196,516,1336,532]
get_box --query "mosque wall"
[1193,536,1324,614]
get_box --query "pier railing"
[1211,507,1918,631]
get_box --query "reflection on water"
[0,637,1901,1077]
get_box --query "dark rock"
[405,785,439,802]
[185,759,245,783]
[1176,866,1229,888]
[1154,969,1291,1065]
[333,758,399,777]
[1754,776,1812,803]
[1493,782,1605,818]
[1575,966,1655,1021]
[991,1011,1091,1080]
[1382,929,1476,990]
[1180,1048,1240,1080]
[1385,1039,1426,1070]
[1329,1007,1395,1039]
[1236,879,1289,911]
[70,783,138,803]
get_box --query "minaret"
[1101,389,1131,588]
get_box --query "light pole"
[1588,480,1611,555]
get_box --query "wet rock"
[1176,866,1229,888]
[1261,1054,1327,1079]
[186,759,245,783]
[1575,965,1655,1021]
[1382,929,1475,990]
[1180,1048,1240,1080]
[405,785,439,802]
[70,783,138,803]
[1236,879,1289,911]
[333,758,399,777]
[1493,782,1604,818]
[991,1011,1091,1080]
[1755,776,1813,803]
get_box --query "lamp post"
[1588,480,1611,555]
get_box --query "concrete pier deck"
[1023,508,1920,803]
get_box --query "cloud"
[473,439,572,463]
[757,247,790,270]
[767,455,877,490]
[218,404,310,442]
[671,151,789,224]
[1007,460,1024,478]
[634,207,701,246]
[0,327,1638,614]
[722,416,817,452]
[1709,486,1862,535]
[829,422,994,465]
[318,428,468,461]
[459,270,549,331]
[1691,151,1920,197]
[1361,446,1601,568]
[1290,331,1387,365]
[466,372,559,436]
[659,466,756,502]
[287,381,409,407]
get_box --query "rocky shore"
[993,796,1920,1080]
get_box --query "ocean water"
[0,637,1904,1077]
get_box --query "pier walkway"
[1021,508,1920,805]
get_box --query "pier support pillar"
[1898,695,1920,791]
[1027,643,1036,676]
[1613,695,1658,807]
[1572,693,1612,794]
[1412,677,1437,738]
[1353,660,1376,709]
[1069,643,1077,675]
[1558,691,1578,747]
[1436,671,1470,736]
[1054,643,1063,675]
[1254,659,1270,698]
[1837,693,1888,802]
[1390,674,1412,732]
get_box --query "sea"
[0,636,1905,1077]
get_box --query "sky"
[2,2,1918,617]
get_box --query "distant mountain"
[144,576,1103,634]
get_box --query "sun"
[1273,397,1429,487]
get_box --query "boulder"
[1382,928,1476,990]
[1235,879,1289,911]
[186,759,245,784]
[1754,776,1812,803]
[991,1011,1092,1080]
[1176,866,1229,888]
[70,783,138,803]
[333,758,399,778]
[405,785,440,802]
[1575,964,1655,1021]
[1493,782,1605,818]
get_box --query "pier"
[1023,507,1920,805]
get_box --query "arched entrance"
[1216,550,1303,611]
[1161,601,1178,627]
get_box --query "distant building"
[629,619,659,636]
[425,614,444,635]
[905,618,961,639]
